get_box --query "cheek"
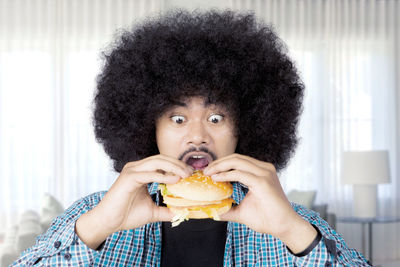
[214,128,238,154]
[230,135,239,152]
[226,135,238,153]
[156,129,181,156]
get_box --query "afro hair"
[93,8,304,173]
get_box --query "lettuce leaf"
[171,208,190,227]
[158,183,172,196]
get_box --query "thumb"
[151,206,175,223]
[219,205,241,223]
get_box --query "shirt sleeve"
[290,203,371,267]
[10,191,107,266]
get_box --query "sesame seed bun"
[166,170,233,201]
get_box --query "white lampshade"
[342,150,390,185]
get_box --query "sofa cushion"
[312,204,328,220]
[2,226,18,246]
[16,211,43,254]
[0,245,19,267]
[40,193,64,230]
[286,190,317,209]
[17,210,40,225]
[0,194,65,266]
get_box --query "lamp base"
[353,185,377,218]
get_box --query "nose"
[186,119,210,146]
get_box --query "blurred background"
[0,0,399,266]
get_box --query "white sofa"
[0,194,64,267]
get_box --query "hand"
[76,154,193,249]
[203,153,317,254]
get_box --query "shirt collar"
[148,181,248,205]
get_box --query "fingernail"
[211,174,218,179]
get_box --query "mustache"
[178,146,217,161]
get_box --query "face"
[155,97,238,170]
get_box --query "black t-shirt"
[161,218,227,267]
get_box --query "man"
[12,9,369,266]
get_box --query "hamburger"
[159,170,234,227]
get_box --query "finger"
[210,169,259,189]
[151,206,175,223]
[126,171,181,186]
[209,153,276,175]
[218,205,241,223]
[204,156,266,177]
[238,154,276,173]
[205,153,276,175]
[126,157,193,178]
[125,154,193,173]
[146,154,194,171]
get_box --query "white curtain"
[1,0,399,263]
[229,0,400,262]
[0,0,165,233]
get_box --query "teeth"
[191,155,205,159]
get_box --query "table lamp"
[342,150,390,218]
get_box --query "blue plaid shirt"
[12,182,369,266]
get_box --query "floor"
[374,260,400,267]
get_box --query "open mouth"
[185,155,211,170]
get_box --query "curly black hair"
[93,8,304,173]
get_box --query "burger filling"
[169,199,234,227]
[158,183,171,196]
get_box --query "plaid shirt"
[12,182,370,266]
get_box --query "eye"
[171,115,186,124]
[208,114,224,124]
